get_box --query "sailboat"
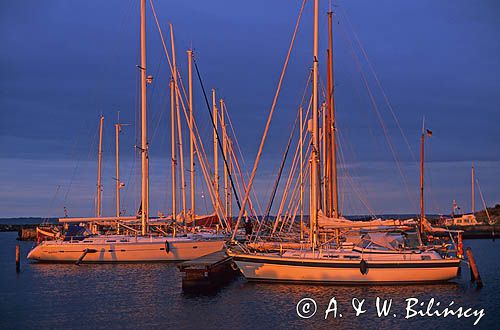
[228,0,461,283]
[445,165,480,226]
[27,0,225,263]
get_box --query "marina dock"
[178,250,240,292]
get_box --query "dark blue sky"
[1,0,499,217]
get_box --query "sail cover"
[317,211,416,229]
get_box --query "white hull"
[230,252,460,284]
[27,235,225,262]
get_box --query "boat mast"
[419,121,425,236]
[115,116,124,234]
[96,115,104,219]
[325,50,332,217]
[327,11,339,219]
[115,121,122,218]
[299,105,304,241]
[310,0,320,248]
[170,78,177,227]
[221,99,229,220]
[212,89,220,216]
[228,137,233,222]
[322,102,327,212]
[170,25,187,226]
[471,163,475,214]
[187,49,195,227]
[139,0,148,235]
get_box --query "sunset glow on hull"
[27,236,225,262]
[231,252,460,284]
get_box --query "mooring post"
[15,244,20,272]
[466,247,483,288]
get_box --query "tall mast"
[170,78,177,225]
[328,11,339,218]
[221,99,229,220]
[471,163,475,214]
[170,24,187,226]
[115,121,121,218]
[96,115,104,218]
[228,138,233,221]
[212,89,220,214]
[419,123,425,236]
[310,0,319,248]
[187,50,195,226]
[321,102,327,212]
[299,106,304,241]
[139,0,148,235]
[325,49,332,217]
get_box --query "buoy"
[466,247,483,288]
[360,259,368,275]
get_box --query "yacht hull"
[27,237,225,262]
[231,253,460,284]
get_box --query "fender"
[360,259,368,275]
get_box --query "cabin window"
[106,240,116,242]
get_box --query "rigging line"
[272,98,312,235]
[263,70,311,223]
[42,185,62,223]
[62,119,91,203]
[476,177,492,224]
[339,6,416,162]
[263,104,300,226]
[150,54,167,146]
[64,122,99,206]
[336,128,376,217]
[178,65,230,227]
[193,59,242,212]
[270,136,313,239]
[253,138,312,242]
[282,143,313,236]
[223,103,264,217]
[337,18,415,209]
[280,144,312,234]
[228,144,258,220]
[150,1,231,218]
[149,2,227,224]
[231,0,307,241]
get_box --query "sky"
[1,0,499,218]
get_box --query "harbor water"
[1,231,499,329]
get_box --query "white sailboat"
[228,0,461,284]
[28,0,225,263]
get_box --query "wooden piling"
[15,244,20,272]
[466,247,483,288]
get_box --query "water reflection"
[1,233,498,329]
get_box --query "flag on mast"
[426,129,433,137]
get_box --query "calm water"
[1,232,499,330]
